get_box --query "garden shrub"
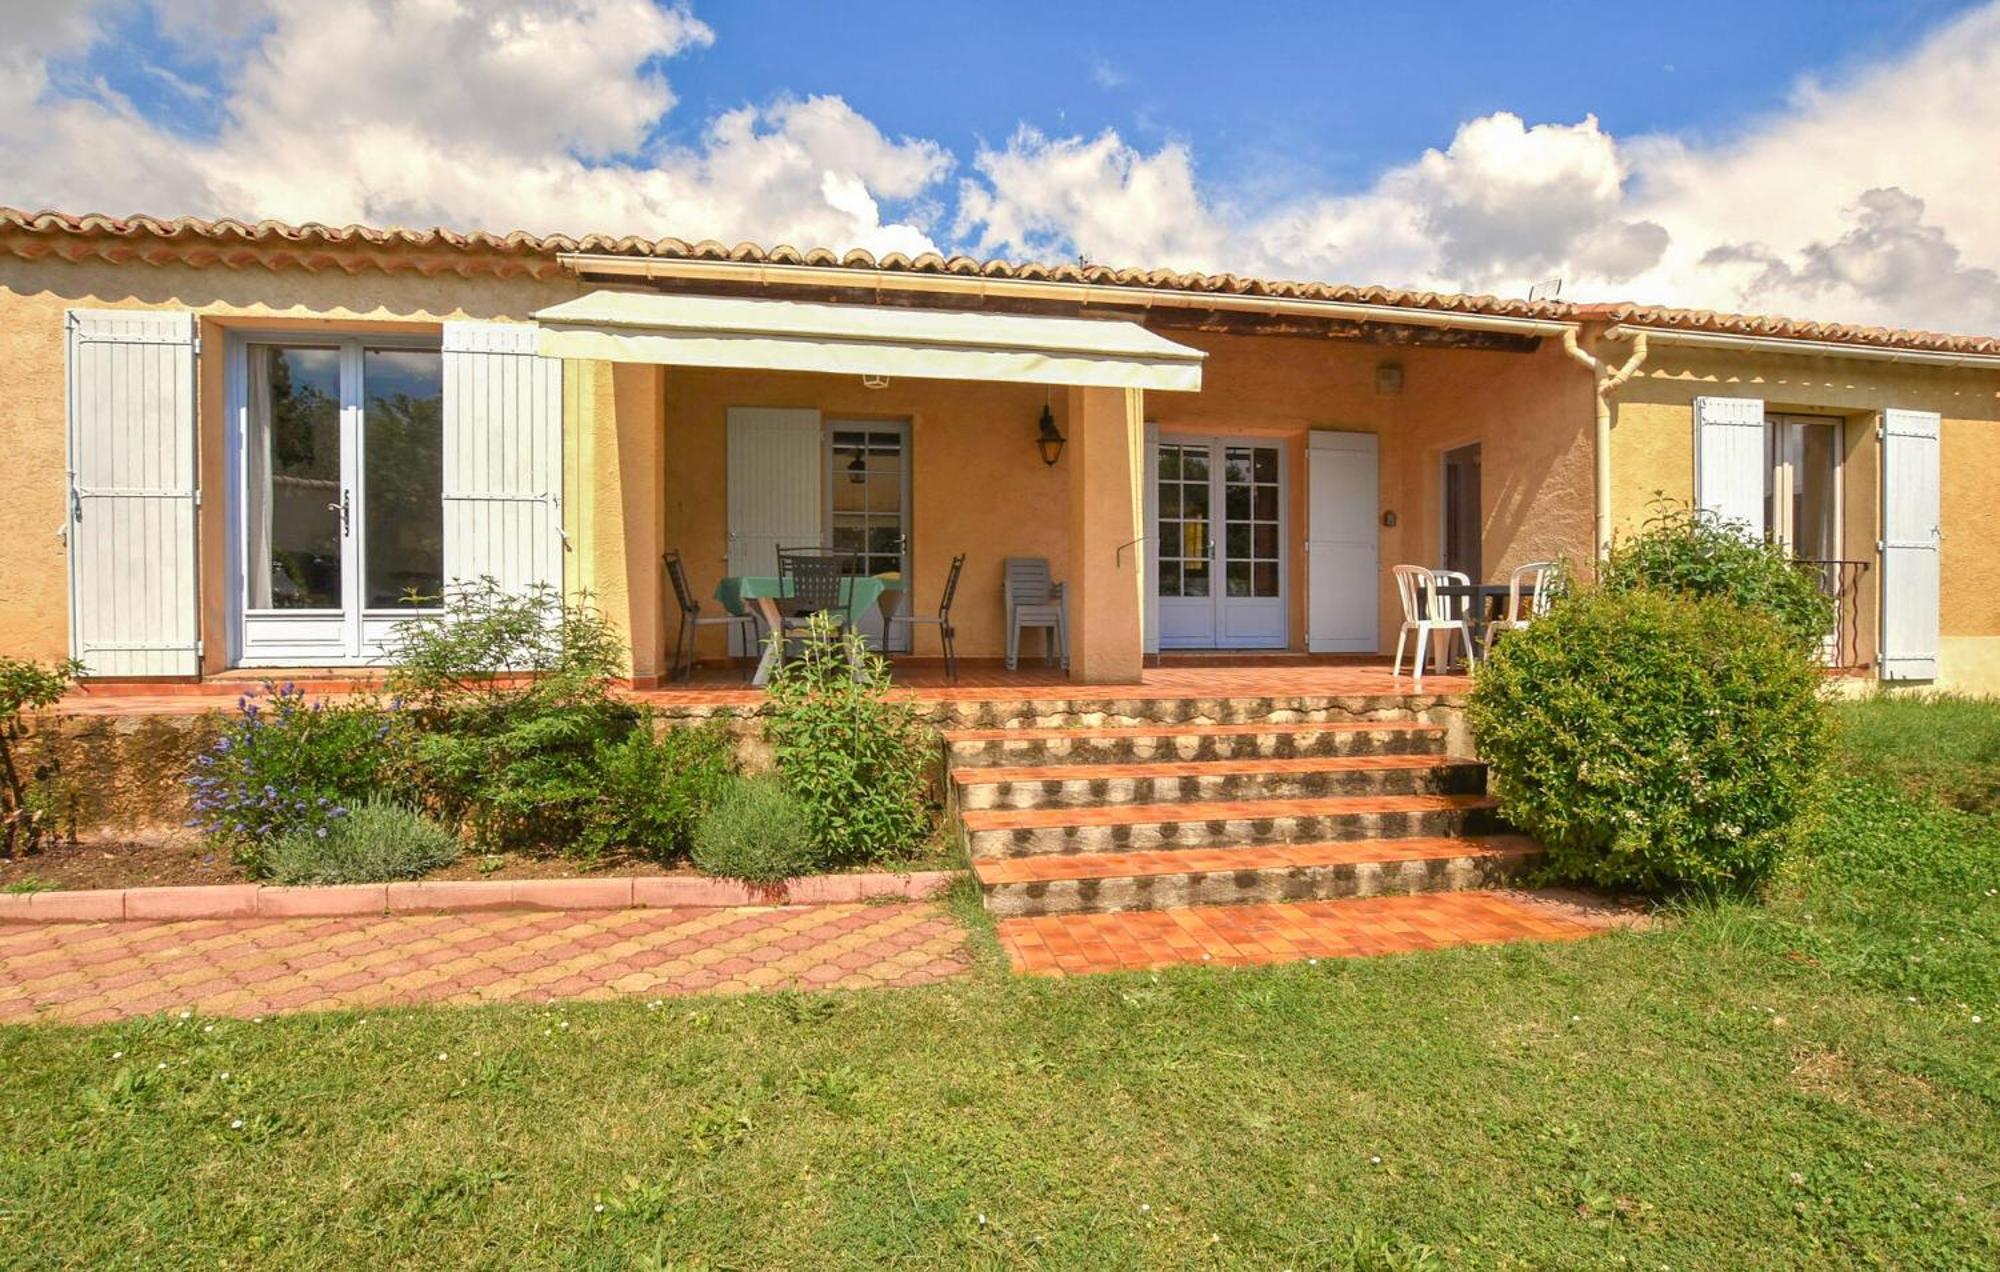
[584,718,737,860]
[384,579,728,858]
[1468,586,1830,893]
[690,776,817,884]
[763,615,937,867]
[0,656,80,855]
[186,683,400,875]
[265,798,460,885]
[1601,500,1835,652]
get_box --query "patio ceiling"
[531,290,1205,391]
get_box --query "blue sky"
[656,0,1976,197]
[5,0,1999,332]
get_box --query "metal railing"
[1794,558,1871,669]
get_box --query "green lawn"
[2,702,1997,1268]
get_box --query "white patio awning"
[531,290,1205,392]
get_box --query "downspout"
[1561,326,1648,561]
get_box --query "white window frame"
[224,329,444,667]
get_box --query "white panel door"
[1694,395,1768,538]
[66,309,201,677]
[442,322,565,599]
[1879,408,1941,681]
[1307,430,1380,653]
[727,407,823,650]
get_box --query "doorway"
[825,421,912,650]
[1439,443,1482,578]
[1154,435,1287,648]
[237,338,444,664]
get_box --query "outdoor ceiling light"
[1035,403,1067,467]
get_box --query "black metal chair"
[889,553,965,682]
[775,549,854,631]
[663,550,757,682]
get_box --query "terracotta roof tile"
[4,206,1997,357]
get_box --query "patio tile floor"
[995,891,1615,976]
[0,903,970,1024]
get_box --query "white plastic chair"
[1483,561,1560,657]
[1003,557,1068,671]
[1391,564,1475,688]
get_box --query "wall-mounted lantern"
[1035,403,1067,467]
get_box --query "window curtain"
[245,347,274,608]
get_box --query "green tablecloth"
[715,574,894,628]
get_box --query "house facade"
[2,208,1995,690]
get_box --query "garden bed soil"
[0,835,952,895]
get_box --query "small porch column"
[581,361,667,682]
[1065,385,1148,682]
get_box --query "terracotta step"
[976,835,1543,917]
[961,793,1505,859]
[929,693,1458,730]
[952,754,1485,810]
[943,719,1447,767]
[995,891,1605,975]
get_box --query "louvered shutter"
[65,309,201,676]
[1879,408,1941,681]
[1693,395,1767,538]
[441,321,565,596]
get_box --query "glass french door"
[825,421,911,650]
[239,339,444,664]
[1767,413,1844,661]
[1155,436,1286,648]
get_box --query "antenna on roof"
[1527,277,1565,302]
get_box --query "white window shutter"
[1879,408,1941,681]
[65,308,201,677]
[1693,395,1766,538]
[442,321,565,597]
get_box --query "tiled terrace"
[57,658,1470,717]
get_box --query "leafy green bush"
[1601,500,1835,652]
[384,580,736,860]
[763,615,936,867]
[1469,586,1830,893]
[187,684,401,875]
[265,798,461,885]
[585,718,736,860]
[0,656,81,855]
[690,776,818,884]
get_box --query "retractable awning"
[531,290,1204,392]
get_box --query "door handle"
[327,490,351,537]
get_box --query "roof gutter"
[1605,324,2000,369]
[557,253,1576,337]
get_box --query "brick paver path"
[997,891,1615,976]
[0,903,969,1024]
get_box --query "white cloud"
[6,0,2000,334]
[954,127,1226,269]
[1,0,950,255]
[954,4,2000,332]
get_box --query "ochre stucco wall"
[657,365,1073,665]
[6,248,1998,690]
[0,255,586,669]
[1146,331,1594,651]
[1610,345,2000,689]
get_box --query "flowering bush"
[1468,586,1829,894]
[187,684,403,876]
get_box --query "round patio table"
[715,573,895,687]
